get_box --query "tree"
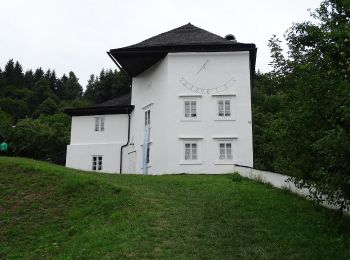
[29,78,58,113]
[38,113,71,164]
[264,0,350,211]
[9,118,54,160]
[3,59,14,84]
[13,61,24,87]
[24,70,36,89]
[252,72,282,170]
[0,109,13,140]
[62,71,83,100]
[33,97,59,117]
[84,69,130,104]
[0,97,29,121]
[33,67,44,82]
[0,58,129,165]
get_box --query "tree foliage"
[253,0,350,211]
[84,69,130,104]
[0,58,128,165]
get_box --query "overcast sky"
[0,0,322,88]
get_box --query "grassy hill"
[0,157,349,259]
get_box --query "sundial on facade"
[179,58,236,95]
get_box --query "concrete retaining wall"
[233,165,349,214]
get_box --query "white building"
[66,23,257,174]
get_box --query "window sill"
[214,118,236,121]
[213,136,238,140]
[211,93,237,97]
[178,136,203,140]
[180,119,201,122]
[214,161,236,165]
[178,94,203,97]
[179,161,202,165]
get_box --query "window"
[146,146,150,164]
[219,143,232,160]
[100,117,105,131]
[184,100,197,118]
[218,100,231,117]
[185,143,197,160]
[92,155,103,171]
[145,109,151,126]
[94,117,105,131]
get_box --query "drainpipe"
[120,112,131,174]
[107,51,132,174]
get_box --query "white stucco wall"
[66,114,128,173]
[66,51,254,174]
[125,57,169,174]
[125,51,253,174]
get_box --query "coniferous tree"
[13,61,24,87]
[33,67,44,82]
[62,71,83,100]
[29,78,57,113]
[33,97,59,117]
[23,70,35,89]
[3,59,14,84]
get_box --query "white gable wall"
[125,51,253,174]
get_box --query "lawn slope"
[0,157,349,259]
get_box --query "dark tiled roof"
[92,92,131,107]
[124,23,247,48]
[65,92,133,116]
[109,23,257,77]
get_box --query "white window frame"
[94,117,105,132]
[92,155,103,171]
[217,99,231,117]
[184,100,197,118]
[180,97,201,121]
[212,95,236,121]
[219,143,233,160]
[213,137,237,165]
[184,143,198,161]
[179,138,202,165]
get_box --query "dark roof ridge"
[109,23,257,77]
[118,23,246,50]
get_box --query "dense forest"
[0,0,348,210]
[0,60,130,164]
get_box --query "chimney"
[225,34,237,42]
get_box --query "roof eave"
[109,44,257,77]
[64,105,134,116]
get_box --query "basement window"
[92,155,103,171]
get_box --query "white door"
[127,151,137,173]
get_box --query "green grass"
[0,157,349,259]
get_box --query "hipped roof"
[109,23,257,77]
